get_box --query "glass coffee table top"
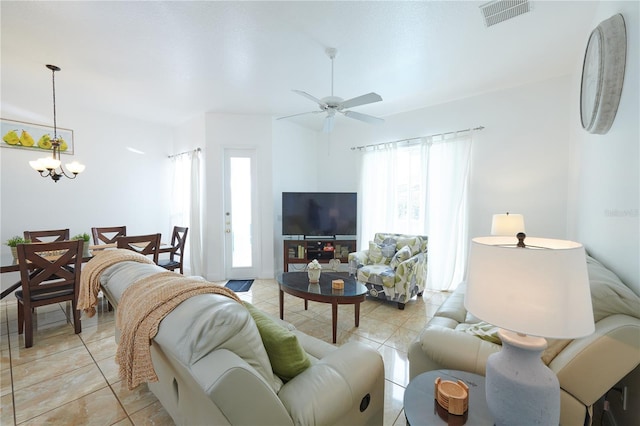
[277,271,367,297]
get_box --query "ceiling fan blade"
[322,115,335,133]
[340,92,383,109]
[277,110,323,120]
[343,110,384,124]
[292,90,327,108]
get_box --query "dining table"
[1,240,175,299]
[0,251,94,299]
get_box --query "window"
[358,132,473,291]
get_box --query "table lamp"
[464,235,594,425]
[490,212,525,236]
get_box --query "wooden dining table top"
[1,240,173,299]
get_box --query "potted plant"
[5,236,30,260]
[72,232,91,257]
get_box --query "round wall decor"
[580,13,626,134]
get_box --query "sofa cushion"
[390,245,412,268]
[586,255,640,322]
[357,264,395,288]
[368,241,395,264]
[244,302,311,382]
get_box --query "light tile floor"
[0,279,449,425]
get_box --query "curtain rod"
[350,126,485,151]
[168,147,201,158]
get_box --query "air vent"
[480,0,531,27]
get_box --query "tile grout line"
[79,336,131,424]
[78,298,135,425]
[4,300,18,426]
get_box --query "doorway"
[223,148,260,279]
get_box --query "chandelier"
[29,64,85,182]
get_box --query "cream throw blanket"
[461,322,572,365]
[116,272,241,390]
[78,249,155,318]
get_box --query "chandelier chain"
[51,68,58,140]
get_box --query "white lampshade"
[464,236,594,339]
[41,156,61,170]
[490,213,525,236]
[29,159,46,171]
[66,161,86,174]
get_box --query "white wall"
[568,0,639,295]
[204,113,274,281]
[324,75,574,245]
[173,114,206,155]
[0,107,173,293]
[272,120,322,274]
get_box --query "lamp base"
[485,329,560,426]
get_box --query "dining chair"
[92,226,127,245]
[23,229,70,243]
[116,233,161,264]
[16,239,83,348]
[158,226,188,274]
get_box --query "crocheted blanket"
[78,249,155,317]
[116,272,241,390]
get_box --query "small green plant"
[5,236,30,247]
[72,232,91,242]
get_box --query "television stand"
[283,238,357,272]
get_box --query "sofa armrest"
[550,314,640,406]
[410,324,501,377]
[394,252,427,285]
[349,250,370,275]
[349,250,369,266]
[190,348,293,426]
[278,341,384,425]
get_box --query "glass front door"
[224,149,259,279]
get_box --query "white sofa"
[98,260,385,425]
[408,255,640,425]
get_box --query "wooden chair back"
[92,226,127,245]
[23,229,70,243]
[116,233,161,264]
[159,226,188,274]
[16,240,83,347]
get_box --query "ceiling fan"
[278,47,384,133]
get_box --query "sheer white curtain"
[358,131,473,291]
[360,142,428,243]
[424,134,472,291]
[170,149,204,276]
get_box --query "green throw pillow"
[244,302,311,381]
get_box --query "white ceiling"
[1,1,598,131]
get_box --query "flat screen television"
[282,192,357,238]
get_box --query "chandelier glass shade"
[30,64,85,182]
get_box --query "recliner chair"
[407,254,640,425]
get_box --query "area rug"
[224,279,254,292]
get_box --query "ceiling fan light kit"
[278,47,384,133]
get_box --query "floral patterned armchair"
[348,233,428,309]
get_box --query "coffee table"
[277,271,368,343]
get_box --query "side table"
[404,369,494,426]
